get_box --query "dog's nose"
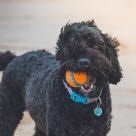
[78,58,91,68]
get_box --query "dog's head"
[56,20,122,94]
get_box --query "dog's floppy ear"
[103,34,122,84]
[56,46,69,62]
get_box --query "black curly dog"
[0,20,122,136]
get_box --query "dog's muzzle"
[77,58,91,69]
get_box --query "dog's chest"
[25,71,110,135]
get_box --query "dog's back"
[0,50,58,94]
[0,50,59,135]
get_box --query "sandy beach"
[0,0,136,135]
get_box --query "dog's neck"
[63,80,103,104]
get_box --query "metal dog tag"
[94,106,102,116]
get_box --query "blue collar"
[63,80,99,105]
[70,91,91,104]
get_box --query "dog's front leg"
[33,126,46,136]
[78,125,109,136]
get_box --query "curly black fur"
[0,51,15,71]
[0,20,122,136]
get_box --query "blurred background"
[0,0,136,135]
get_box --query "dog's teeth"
[90,84,93,89]
[81,86,93,92]
[81,86,83,89]
[81,86,86,92]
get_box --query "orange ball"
[65,70,88,88]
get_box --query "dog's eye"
[92,44,100,50]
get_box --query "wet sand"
[0,0,136,135]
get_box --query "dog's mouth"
[64,75,96,93]
[79,76,96,93]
